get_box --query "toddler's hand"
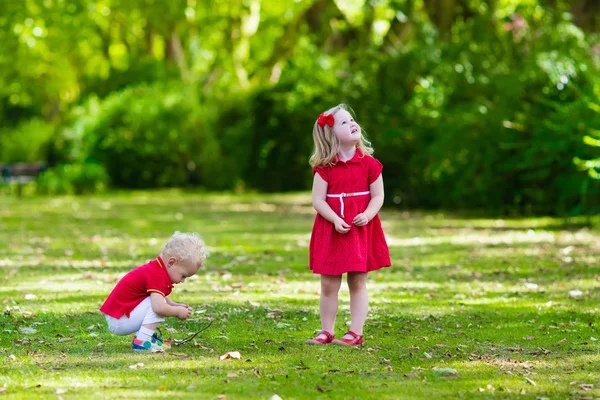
[352,213,369,227]
[334,217,351,234]
[177,306,192,320]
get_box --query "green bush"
[0,118,55,163]
[36,162,109,195]
[56,83,222,189]
[357,14,600,215]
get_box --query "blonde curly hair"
[309,103,374,167]
[160,231,208,268]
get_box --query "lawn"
[0,191,599,399]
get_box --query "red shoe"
[332,330,364,346]
[306,330,335,345]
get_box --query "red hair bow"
[317,113,334,128]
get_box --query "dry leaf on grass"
[525,377,536,386]
[433,367,458,378]
[219,351,241,361]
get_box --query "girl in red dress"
[306,104,391,346]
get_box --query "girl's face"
[332,109,361,145]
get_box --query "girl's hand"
[334,217,351,234]
[352,213,369,227]
[177,306,192,320]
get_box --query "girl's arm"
[312,173,351,233]
[353,175,384,226]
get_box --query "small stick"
[173,320,213,346]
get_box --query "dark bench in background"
[0,162,47,195]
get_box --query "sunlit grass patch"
[1,191,599,399]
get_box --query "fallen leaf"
[487,384,495,391]
[227,372,239,378]
[525,377,536,386]
[24,293,37,300]
[276,323,291,329]
[579,384,593,392]
[424,352,432,359]
[55,388,67,394]
[524,283,538,290]
[404,373,419,378]
[217,395,226,400]
[562,246,574,255]
[433,367,457,376]
[19,327,37,335]
[478,388,485,392]
[523,336,535,340]
[220,351,242,361]
[8,354,16,361]
[568,290,583,299]
[270,395,282,400]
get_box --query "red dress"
[310,151,391,275]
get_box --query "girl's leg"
[317,274,342,339]
[345,272,368,338]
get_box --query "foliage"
[0,118,54,163]
[2,0,600,214]
[36,162,110,195]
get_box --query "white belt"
[326,191,370,218]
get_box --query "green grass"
[1,190,599,399]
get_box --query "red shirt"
[100,257,174,319]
